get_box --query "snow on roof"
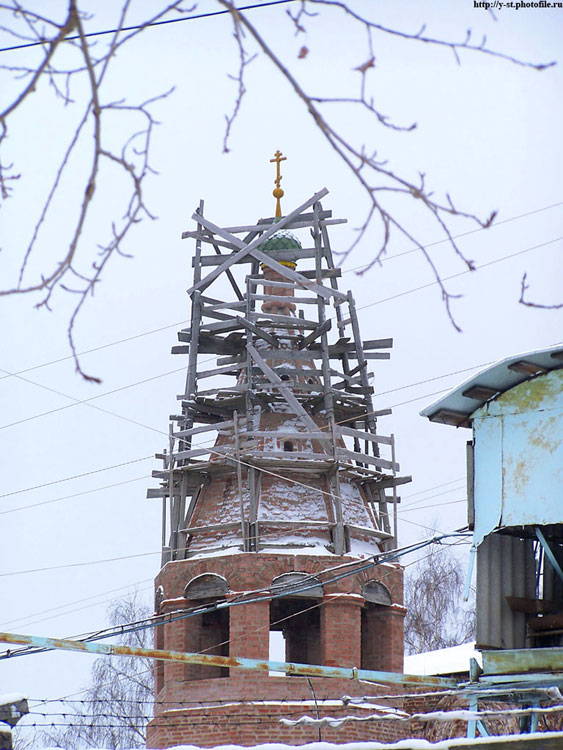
[404,642,482,676]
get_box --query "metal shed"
[421,346,563,651]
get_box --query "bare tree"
[34,594,154,750]
[0,1,554,379]
[404,542,475,655]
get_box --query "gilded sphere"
[273,187,284,199]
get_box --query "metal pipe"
[0,630,456,688]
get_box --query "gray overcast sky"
[1,0,562,725]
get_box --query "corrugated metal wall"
[476,532,536,650]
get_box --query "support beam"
[0,630,456,689]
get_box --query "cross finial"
[270,149,287,218]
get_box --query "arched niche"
[270,571,323,599]
[155,585,165,612]
[362,580,392,606]
[184,573,230,600]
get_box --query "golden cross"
[270,149,287,217]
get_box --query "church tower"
[146,157,410,748]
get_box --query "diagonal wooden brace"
[247,344,318,433]
[187,189,328,296]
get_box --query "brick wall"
[147,552,405,748]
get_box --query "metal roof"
[420,345,563,428]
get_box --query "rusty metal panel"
[482,646,563,675]
[476,533,536,650]
[472,369,563,546]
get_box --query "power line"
[2,232,559,440]
[0,590,153,632]
[401,477,465,500]
[341,200,563,275]
[356,235,563,313]
[0,366,183,433]
[0,476,148,516]
[2,200,561,384]
[0,456,152,500]
[0,1,298,54]
[0,320,189,381]
[1,531,469,663]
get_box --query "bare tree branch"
[404,542,475,655]
[0,1,555,380]
[29,594,154,750]
[218,0,509,330]
[519,272,563,310]
[0,1,189,381]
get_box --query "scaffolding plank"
[197,247,319,267]
[242,430,331,441]
[338,425,393,445]
[187,188,329,294]
[346,523,393,540]
[247,344,319,433]
[337,447,399,472]
[196,361,248,379]
[236,316,280,348]
[182,210,337,237]
[249,312,318,330]
[299,319,332,349]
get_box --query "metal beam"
[0,630,456,689]
[536,527,563,583]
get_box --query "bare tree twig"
[519,272,563,310]
[218,0,507,330]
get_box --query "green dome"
[260,229,302,255]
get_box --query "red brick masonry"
[147,553,405,747]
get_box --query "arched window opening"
[184,574,230,681]
[283,440,294,452]
[270,597,321,670]
[270,573,323,671]
[184,604,229,681]
[361,581,393,672]
[280,374,290,381]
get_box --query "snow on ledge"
[35,733,563,750]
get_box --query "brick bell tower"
[146,155,410,748]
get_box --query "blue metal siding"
[472,369,563,546]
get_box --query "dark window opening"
[283,440,294,452]
[184,604,229,681]
[280,374,290,381]
[270,597,321,670]
[361,601,389,671]
[308,378,315,385]
[154,623,165,695]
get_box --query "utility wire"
[2,199,561,383]
[0,320,189,381]
[0,1,298,54]
[341,200,563,275]
[0,476,147,516]
[0,456,153,500]
[2,233,559,438]
[356,236,563,313]
[1,531,469,663]
[0,366,183,433]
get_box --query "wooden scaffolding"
[148,188,411,565]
